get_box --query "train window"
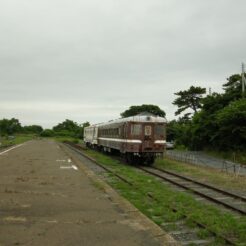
[145,125,152,136]
[155,124,164,136]
[101,128,119,137]
[131,124,142,135]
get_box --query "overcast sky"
[0,0,245,128]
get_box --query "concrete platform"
[0,140,177,246]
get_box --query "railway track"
[66,142,246,216]
[139,166,246,216]
[64,142,241,245]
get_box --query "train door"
[122,123,128,153]
[143,123,154,150]
[93,127,98,144]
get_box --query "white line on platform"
[72,165,78,170]
[60,166,72,169]
[60,165,78,171]
[56,159,67,162]
[0,144,25,156]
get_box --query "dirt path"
[0,139,169,246]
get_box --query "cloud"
[0,0,245,127]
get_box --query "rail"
[64,142,238,245]
[139,166,246,216]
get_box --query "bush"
[40,129,55,137]
[215,99,246,150]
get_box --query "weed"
[83,149,246,245]
[91,180,105,191]
[155,157,246,192]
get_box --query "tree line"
[1,72,245,152]
[116,73,246,152]
[0,118,90,139]
[40,120,90,138]
[0,118,43,135]
[168,73,246,151]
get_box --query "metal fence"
[164,150,246,176]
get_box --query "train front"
[126,115,166,165]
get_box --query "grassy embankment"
[82,148,246,246]
[155,157,246,193]
[0,134,35,148]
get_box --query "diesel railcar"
[84,114,166,165]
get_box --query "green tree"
[166,119,193,149]
[223,74,242,92]
[52,119,90,138]
[82,122,90,128]
[173,86,206,116]
[23,125,43,134]
[79,121,90,138]
[120,104,166,118]
[171,74,246,152]
[53,119,80,132]
[0,118,22,135]
[166,120,177,142]
[52,119,80,138]
[190,93,229,149]
[40,129,55,137]
[215,99,246,150]
[223,73,246,100]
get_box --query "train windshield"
[131,124,142,135]
[155,124,165,136]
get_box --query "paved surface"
[0,140,176,246]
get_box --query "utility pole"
[242,62,246,97]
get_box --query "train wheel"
[146,156,155,166]
[134,156,142,165]
[125,153,130,163]
[125,153,135,165]
[97,146,102,152]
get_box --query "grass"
[52,136,80,143]
[0,134,81,149]
[83,149,246,245]
[0,134,35,148]
[91,179,106,191]
[155,157,246,193]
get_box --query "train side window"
[131,124,142,135]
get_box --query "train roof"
[86,114,167,128]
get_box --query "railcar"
[84,114,166,165]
